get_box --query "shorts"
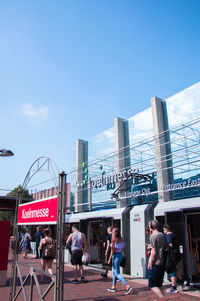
[71,250,83,265]
[148,265,164,288]
[169,267,177,278]
[105,249,112,266]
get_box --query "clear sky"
[0,0,200,194]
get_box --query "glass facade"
[72,82,200,212]
[88,127,116,209]
[166,82,200,199]
[127,109,157,204]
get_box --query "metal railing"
[11,261,56,301]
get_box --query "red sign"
[18,196,57,225]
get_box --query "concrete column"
[75,139,88,212]
[151,97,173,202]
[115,118,130,208]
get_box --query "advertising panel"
[18,196,57,225]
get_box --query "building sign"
[91,168,139,189]
[163,178,200,192]
[18,196,57,225]
[127,177,200,199]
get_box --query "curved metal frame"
[22,156,60,193]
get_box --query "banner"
[18,196,58,225]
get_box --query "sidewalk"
[1,254,200,301]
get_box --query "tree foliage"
[6,185,33,199]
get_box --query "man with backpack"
[66,224,88,284]
[163,224,181,294]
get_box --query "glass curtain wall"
[127,109,158,204]
[166,82,200,199]
[88,127,116,209]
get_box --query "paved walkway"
[1,254,200,301]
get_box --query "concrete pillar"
[115,118,130,208]
[75,139,88,212]
[151,97,174,202]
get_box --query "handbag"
[82,253,90,264]
[120,256,126,267]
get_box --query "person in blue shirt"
[35,226,43,258]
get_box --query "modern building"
[68,81,200,212]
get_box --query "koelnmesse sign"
[91,168,139,189]
[18,196,57,225]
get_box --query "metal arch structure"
[10,157,66,301]
[22,156,60,192]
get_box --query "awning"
[154,197,200,216]
[65,207,125,223]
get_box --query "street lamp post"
[0,149,14,157]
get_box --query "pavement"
[1,254,200,301]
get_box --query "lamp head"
[0,149,14,157]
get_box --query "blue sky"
[0,0,200,193]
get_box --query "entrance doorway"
[89,220,103,263]
[165,209,200,283]
[80,217,115,267]
[185,212,200,282]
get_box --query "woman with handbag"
[107,228,133,295]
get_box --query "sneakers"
[72,279,79,284]
[107,287,116,292]
[101,273,107,278]
[125,286,133,295]
[166,287,178,294]
[81,277,88,282]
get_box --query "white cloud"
[21,103,48,122]
[166,82,200,128]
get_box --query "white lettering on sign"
[126,177,200,199]
[91,168,139,189]
[163,178,200,191]
[22,208,49,219]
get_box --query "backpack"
[44,239,56,257]
[164,245,176,273]
[173,247,182,264]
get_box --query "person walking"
[148,220,166,299]
[39,228,55,283]
[163,224,180,294]
[107,227,133,295]
[35,226,43,258]
[66,224,88,284]
[101,226,112,278]
[20,228,32,259]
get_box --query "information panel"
[18,196,57,225]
